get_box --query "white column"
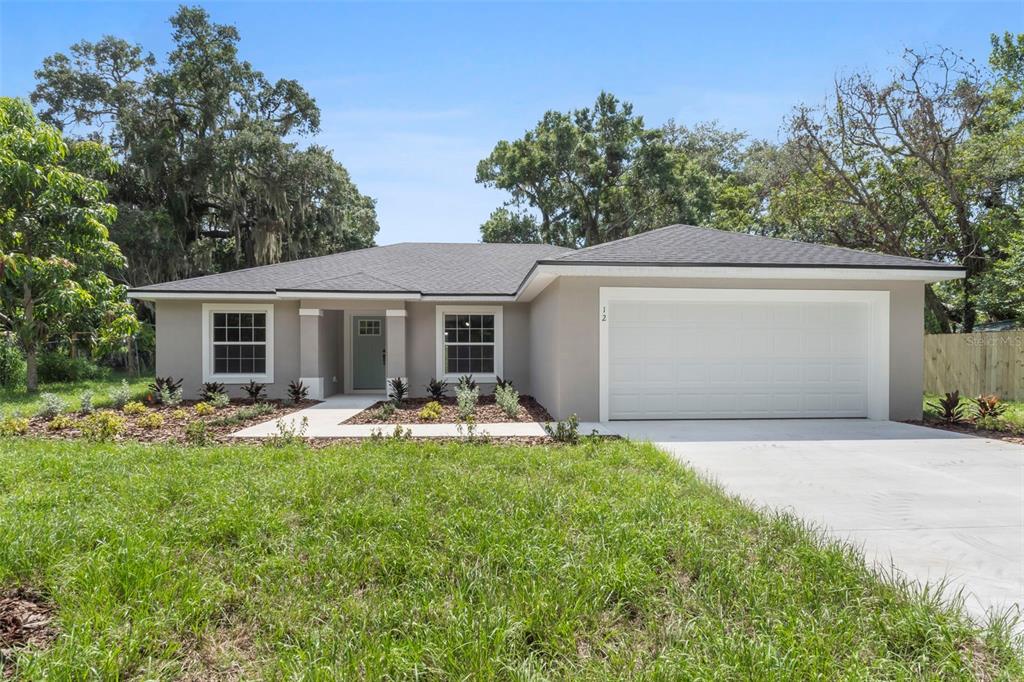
[385,309,407,394]
[298,308,324,399]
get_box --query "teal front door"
[353,316,386,390]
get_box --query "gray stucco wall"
[155,299,300,400]
[531,276,925,421]
[405,302,532,397]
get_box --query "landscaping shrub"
[37,352,106,383]
[47,414,75,431]
[149,376,183,402]
[0,415,29,436]
[0,334,26,388]
[495,375,514,390]
[137,412,164,430]
[209,392,230,409]
[494,383,520,418]
[375,401,396,421]
[543,413,581,444]
[426,378,448,400]
[972,394,1008,420]
[419,401,443,421]
[456,385,479,421]
[184,420,210,446]
[171,408,190,420]
[36,392,68,420]
[457,374,477,392]
[122,401,148,416]
[288,380,309,404]
[388,377,409,405]
[194,402,215,416]
[109,380,132,409]
[243,380,266,403]
[78,390,95,415]
[80,411,125,442]
[928,391,967,424]
[158,386,183,407]
[200,382,226,401]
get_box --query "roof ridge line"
[551,223,685,260]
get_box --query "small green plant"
[369,424,412,441]
[194,402,215,416]
[78,389,95,415]
[36,392,68,420]
[456,385,479,421]
[81,410,125,442]
[149,376,183,403]
[388,377,409,405]
[456,417,489,443]
[375,401,397,421]
[158,386,183,407]
[543,414,580,444]
[137,412,164,430]
[184,420,210,446]
[171,408,190,420]
[426,378,448,400]
[972,394,1007,420]
[457,374,477,392]
[418,401,443,421]
[288,380,309,404]
[494,383,520,418]
[495,376,514,390]
[47,414,75,431]
[122,401,148,416]
[927,391,967,425]
[209,392,231,409]
[109,379,132,409]
[976,415,1006,431]
[201,381,226,401]
[208,402,274,427]
[0,415,30,436]
[268,416,309,447]
[243,380,267,403]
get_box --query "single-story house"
[128,224,965,421]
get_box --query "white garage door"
[602,288,888,420]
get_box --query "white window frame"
[202,303,275,384]
[435,305,503,383]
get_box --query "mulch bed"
[20,400,314,445]
[1,588,56,676]
[344,395,553,425]
[906,419,1024,446]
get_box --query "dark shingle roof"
[131,243,572,296]
[545,224,964,271]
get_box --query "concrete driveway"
[606,419,1024,622]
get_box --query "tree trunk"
[23,282,38,392]
[925,285,953,334]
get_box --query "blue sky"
[1,2,1019,244]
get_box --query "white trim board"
[201,302,275,385]
[597,287,890,421]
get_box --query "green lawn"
[0,439,1018,679]
[924,393,1024,430]
[0,373,153,417]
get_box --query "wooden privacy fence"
[924,331,1024,400]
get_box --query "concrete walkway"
[605,419,1024,623]
[230,394,609,438]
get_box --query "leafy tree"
[780,38,1023,332]
[0,98,138,391]
[476,92,714,247]
[31,6,378,286]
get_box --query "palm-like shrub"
[928,391,967,425]
[426,378,448,400]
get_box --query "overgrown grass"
[924,392,1024,429]
[0,373,152,417]
[0,439,1019,679]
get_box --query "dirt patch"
[21,400,314,445]
[344,395,553,424]
[906,420,1024,446]
[1,588,56,674]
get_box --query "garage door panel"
[607,294,874,420]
